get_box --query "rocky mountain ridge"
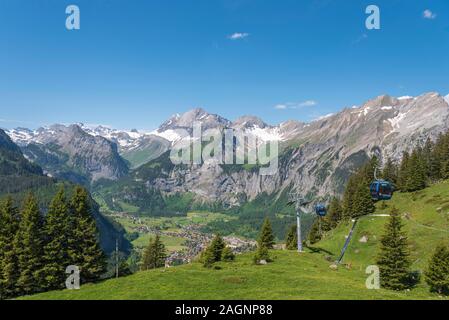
[8,124,129,184]
[129,92,449,207]
[5,92,449,208]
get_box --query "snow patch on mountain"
[79,124,144,139]
[6,128,34,146]
[388,112,408,129]
[248,127,283,141]
[351,106,371,118]
[77,124,149,149]
[314,113,335,121]
[151,129,183,143]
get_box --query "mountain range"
[4,92,449,213]
[0,128,130,254]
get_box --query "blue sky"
[1,0,448,130]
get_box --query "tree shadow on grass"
[305,245,334,256]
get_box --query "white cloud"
[228,32,250,40]
[423,9,436,19]
[298,100,318,107]
[274,100,318,110]
[274,104,287,110]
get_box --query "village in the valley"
[109,212,258,266]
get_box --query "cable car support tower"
[287,192,312,253]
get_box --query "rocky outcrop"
[14,124,129,184]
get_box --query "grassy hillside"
[21,249,444,300]
[318,180,449,270]
[21,181,449,300]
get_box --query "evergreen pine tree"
[424,243,449,295]
[320,211,332,233]
[398,151,410,191]
[69,186,106,283]
[153,234,167,268]
[429,149,442,182]
[14,193,45,295]
[209,234,226,262]
[221,247,235,262]
[201,246,216,268]
[142,237,156,270]
[142,235,167,270]
[439,132,449,179]
[423,138,434,179]
[258,218,275,249]
[0,197,20,299]
[359,157,378,185]
[404,149,426,192]
[351,184,375,217]
[343,157,378,218]
[382,157,398,186]
[200,235,225,268]
[376,206,411,290]
[253,244,270,264]
[308,219,322,244]
[324,197,343,229]
[429,133,444,181]
[42,188,72,290]
[342,175,358,219]
[285,225,297,250]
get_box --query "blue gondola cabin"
[370,180,393,201]
[315,204,327,217]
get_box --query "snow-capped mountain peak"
[6,127,35,146]
[6,92,448,174]
[232,116,268,130]
[150,129,183,143]
[158,108,231,133]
